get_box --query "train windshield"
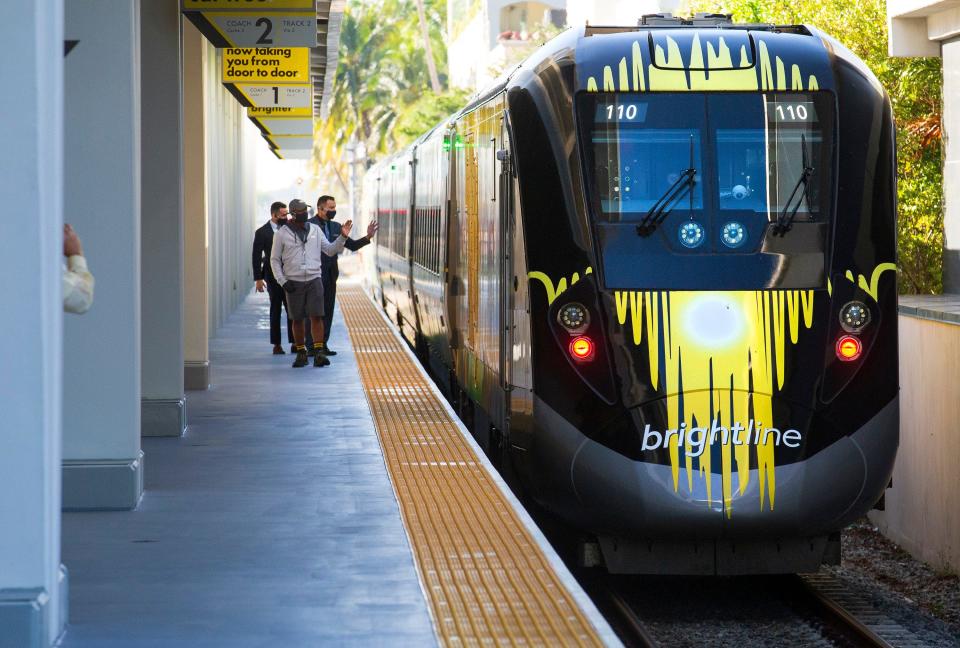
[578,91,835,290]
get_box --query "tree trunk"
[415,0,442,94]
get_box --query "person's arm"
[270,229,287,286]
[345,221,377,250]
[252,228,265,280]
[319,222,350,257]
[252,228,266,291]
[344,236,370,252]
[63,255,95,314]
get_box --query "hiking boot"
[313,352,330,367]
[292,350,309,368]
[273,345,285,355]
[322,346,337,356]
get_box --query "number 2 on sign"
[256,17,273,45]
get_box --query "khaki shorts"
[285,278,325,319]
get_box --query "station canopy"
[181,0,346,159]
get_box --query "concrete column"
[182,19,210,390]
[943,37,960,293]
[0,1,68,645]
[140,0,186,434]
[62,0,144,510]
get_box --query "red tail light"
[836,335,862,361]
[569,336,595,362]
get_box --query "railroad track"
[601,587,660,648]
[797,573,932,648]
[584,572,933,648]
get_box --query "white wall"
[943,37,960,292]
[566,0,680,27]
[202,42,259,333]
[870,315,960,574]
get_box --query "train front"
[512,25,899,574]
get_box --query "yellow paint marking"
[527,267,593,306]
[613,290,816,515]
[858,263,897,301]
[586,35,818,93]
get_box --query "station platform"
[60,280,617,646]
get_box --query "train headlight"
[836,335,862,361]
[678,221,705,248]
[720,221,746,248]
[558,302,590,333]
[569,336,595,362]
[839,301,870,332]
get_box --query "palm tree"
[415,0,442,93]
[313,0,454,188]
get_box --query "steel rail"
[796,574,927,648]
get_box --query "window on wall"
[376,200,389,250]
[411,206,442,275]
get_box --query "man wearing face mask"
[270,199,351,367]
[307,194,378,355]
[253,201,293,354]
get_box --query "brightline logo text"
[641,420,802,457]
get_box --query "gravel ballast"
[824,518,960,646]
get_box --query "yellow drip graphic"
[586,35,819,93]
[529,263,894,517]
[527,267,593,306]
[857,263,897,301]
[615,290,815,515]
[836,263,897,302]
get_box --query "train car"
[359,14,899,575]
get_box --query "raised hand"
[341,220,353,237]
[64,224,83,257]
[367,221,379,239]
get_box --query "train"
[354,13,899,575]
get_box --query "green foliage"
[394,88,473,142]
[315,0,455,192]
[683,0,944,293]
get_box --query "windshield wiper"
[773,133,814,236]
[637,134,697,237]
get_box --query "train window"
[580,91,834,230]
[712,92,832,222]
[578,91,834,289]
[587,94,704,221]
[715,129,767,212]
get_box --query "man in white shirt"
[63,223,94,314]
[270,199,351,368]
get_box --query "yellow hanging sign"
[222,47,310,84]
[247,106,312,118]
[187,11,317,48]
[227,83,312,108]
[183,0,315,10]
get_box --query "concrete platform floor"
[61,289,437,647]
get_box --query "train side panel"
[450,94,510,447]
[411,128,453,377]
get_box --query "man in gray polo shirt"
[270,199,351,367]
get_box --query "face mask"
[293,211,308,223]
[325,209,337,219]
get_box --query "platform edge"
[359,290,624,648]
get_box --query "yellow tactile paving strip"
[339,286,605,647]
